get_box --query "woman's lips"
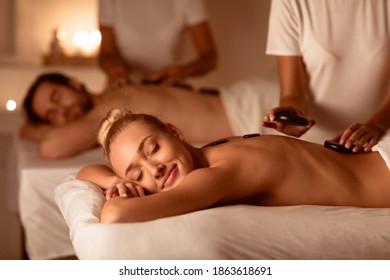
[163,165,177,189]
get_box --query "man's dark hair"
[23,72,72,123]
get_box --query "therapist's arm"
[183,21,218,77]
[339,48,390,152]
[276,56,308,112]
[149,21,217,84]
[263,56,315,137]
[340,90,390,152]
[99,25,130,89]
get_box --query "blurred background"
[0,0,275,259]
[0,0,275,113]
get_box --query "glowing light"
[72,29,102,55]
[90,29,102,46]
[56,28,67,42]
[73,30,90,48]
[6,100,17,111]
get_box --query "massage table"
[17,139,104,259]
[53,133,390,260]
[55,177,390,260]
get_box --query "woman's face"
[109,122,194,194]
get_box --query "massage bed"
[53,133,390,260]
[55,177,390,260]
[17,139,104,259]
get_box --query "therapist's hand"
[337,122,383,153]
[148,65,186,86]
[262,106,315,137]
[105,64,132,92]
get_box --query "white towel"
[372,129,390,170]
[220,77,279,136]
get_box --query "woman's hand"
[337,122,384,153]
[105,181,145,200]
[262,106,315,137]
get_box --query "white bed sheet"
[17,139,104,259]
[56,177,390,260]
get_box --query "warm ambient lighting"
[56,28,68,42]
[6,100,17,111]
[73,29,101,56]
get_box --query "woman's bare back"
[201,135,390,208]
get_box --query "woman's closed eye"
[131,169,143,182]
[148,143,159,157]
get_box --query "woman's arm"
[149,21,217,84]
[100,166,230,223]
[77,164,119,190]
[77,164,145,200]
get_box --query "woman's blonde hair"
[98,108,169,162]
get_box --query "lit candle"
[73,29,101,56]
[6,100,17,111]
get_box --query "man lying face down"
[20,72,234,159]
[77,108,390,223]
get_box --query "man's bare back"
[201,135,390,208]
[99,85,232,143]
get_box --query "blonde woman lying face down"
[77,108,390,223]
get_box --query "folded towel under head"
[373,129,390,170]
